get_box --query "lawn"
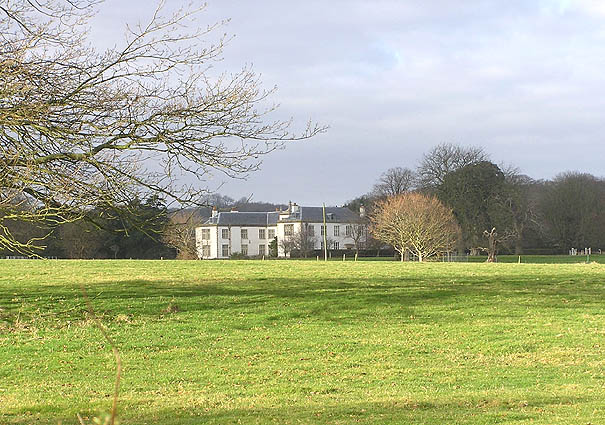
[1,259,604,424]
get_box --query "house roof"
[203,206,360,226]
[205,211,280,226]
[285,206,360,223]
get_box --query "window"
[284,224,294,236]
[259,244,266,255]
[321,225,326,236]
[221,244,229,257]
[259,229,266,239]
[221,228,229,239]
[202,245,211,257]
[345,225,352,236]
[333,241,340,249]
[334,225,340,237]
[241,229,248,240]
[241,244,248,255]
[268,228,275,239]
[307,225,315,236]
[320,241,324,249]
[201,228,210,240]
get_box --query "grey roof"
[294,206,360,223]
[203,207,360,226]
[205,211,280,226]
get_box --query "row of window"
[221,244,267,257]
[201,225,365,241]
[218,228,276,240]
[203,241,346,257]
[293,224,361,237]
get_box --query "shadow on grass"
[3,268,605,329]
[9,394,593,425]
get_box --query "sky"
[91,0,605,206]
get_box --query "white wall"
[276,222,363,256]
[196,225,277,258]
[195,226,218,259]
[276,222,302,257]
[235,226,276,257]
[196,221,366,259]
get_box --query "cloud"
[567,0,605,16]
[89,0,605,204]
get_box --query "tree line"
[0,194,287,259]
[348,143,605,257]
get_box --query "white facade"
[195,204,367,259]
[196,225,276,259]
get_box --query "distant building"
[195,202,367,259]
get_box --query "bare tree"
[162,210,202,259]
[371,193,459,262]
[480,227,514,262]
[416,143,488,191]
[200,194,236,209]
[372,167,416,198]
[58,220,103,259]
[279,236,296,258]
[0,1,324,255]
[498,165,538,254]
[347,221,368,254]
[538,172,605,250]
[291,223,317,258]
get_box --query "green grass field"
[1,259,604,424]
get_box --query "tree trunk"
[484,228,497,262]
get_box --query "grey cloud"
[89,0,605,204]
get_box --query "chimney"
[359,204,366,218]
[211,206,218,218]
[291,202,299,214]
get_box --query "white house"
[195,203,367,259]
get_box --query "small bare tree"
[349,222,368,254]
[371,193,459,262]
[292,223,317,258]
[480,227,514,262]
[162,210,202,259]
[58,220,103,259]
[279,236,296,258]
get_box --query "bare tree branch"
[0,0,325,254]
[370,193,459,262]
